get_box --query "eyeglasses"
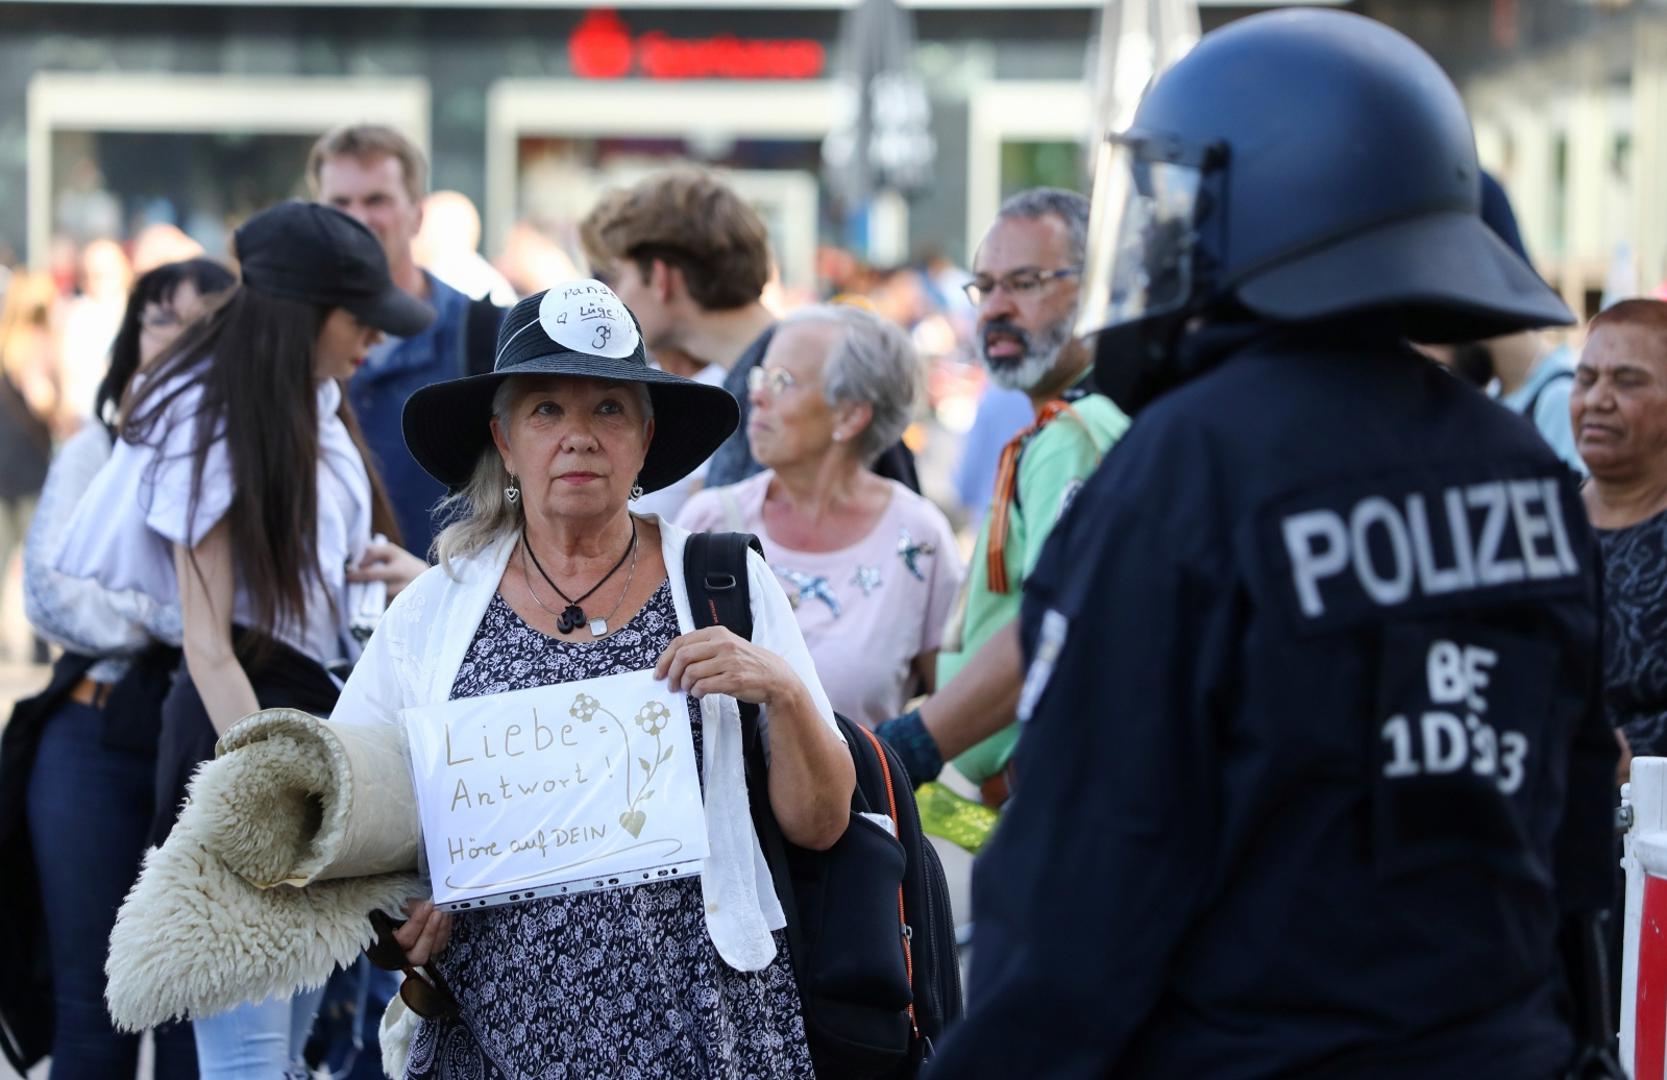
[962,267,1082,305]
[746,365,798,397]
[366,910,461,1021]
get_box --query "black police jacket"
[929,333,1615,1078]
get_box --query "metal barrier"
[1622,757,1667,1076]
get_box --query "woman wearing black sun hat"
[330,280,853,1078]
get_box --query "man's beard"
[980,316,1073,392]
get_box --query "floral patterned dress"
[406,581,814,1080]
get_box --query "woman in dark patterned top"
[1574,299,1667,772]
[331,283,853,1078]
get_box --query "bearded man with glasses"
[876,187,1127,809]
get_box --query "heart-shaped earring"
[630,479,645,500]
[505,474,521,504]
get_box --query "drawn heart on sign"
[619,809,647,838]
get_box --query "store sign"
[570,10,826,80]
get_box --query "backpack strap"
[854,722,922,1042]
[682,532,806,976]
[1522,366,1574,423]
[684,531,760,640]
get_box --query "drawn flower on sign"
[609,697,678,838]
[559,690,680,839]
[635,701,670,736]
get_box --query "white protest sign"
[402,668,706,911]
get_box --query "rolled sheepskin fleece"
[105,709,427,1031]
[210,708,422,884]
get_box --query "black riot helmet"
[1079,9,1574,412]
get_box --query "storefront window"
[51,130,314,254]
[512,134,825,292]
[1550,133,1568,260]
[998,139,1082,199]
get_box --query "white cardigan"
[329,516,838,972]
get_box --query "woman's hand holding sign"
[657,628,854,852]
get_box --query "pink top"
[678,470,964,728]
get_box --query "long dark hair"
[96,258,235,430]
[122,285,401,656]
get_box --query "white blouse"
[54,374,374,666]
[329,517,840,973]
[23,423,182,683]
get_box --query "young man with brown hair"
[571,180,733,520]
[306,124,504,554]
[597,169,778,490]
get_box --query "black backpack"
[684,532,962,1078]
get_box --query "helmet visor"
[1075,134,1213,339]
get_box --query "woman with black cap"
[331,280,852,1078]
[56,200,436,1078]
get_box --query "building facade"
[2,0,1322,284]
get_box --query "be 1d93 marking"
[1379,640,1527,796]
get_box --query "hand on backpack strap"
[876,708,943,786]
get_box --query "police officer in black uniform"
[927,10,1618,1078]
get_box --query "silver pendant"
[589,617,608,636]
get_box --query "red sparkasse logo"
[569,10,826,80]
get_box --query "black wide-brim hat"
[402,282,739,494]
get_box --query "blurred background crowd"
[0,177,1011,675]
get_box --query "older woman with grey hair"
[678,303,963,728]
[330,281,853,1079]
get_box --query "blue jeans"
[25,698,198,1079]
[192,985,325,1080]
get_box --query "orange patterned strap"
[985,399,1078,595]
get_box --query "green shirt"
[938,389,1128,784]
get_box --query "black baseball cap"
[234,200,434,337]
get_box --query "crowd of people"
[0,116,1076,1079]
[0,6,1662,1077]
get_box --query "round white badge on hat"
[537,280,640,359]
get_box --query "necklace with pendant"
[522,519,637,635]
[588,531,640,636]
